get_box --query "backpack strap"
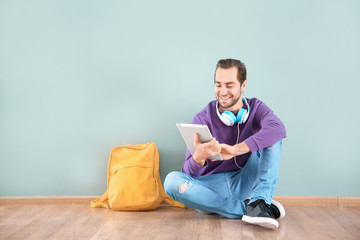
[90,189,110,208]
[160,188,187,208]
[157,174,187,209]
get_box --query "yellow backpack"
[91,142,185,210]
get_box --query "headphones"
[216,97,250,126]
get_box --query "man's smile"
[219,95,231,102]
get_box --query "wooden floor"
[1,199,360,240]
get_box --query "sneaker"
[270,199,285,219]
[242,199,279,229]
[244,199,285,219]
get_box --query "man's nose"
[219,86,228,95]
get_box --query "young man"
[164,58,287,229]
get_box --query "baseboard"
[0,196,97,206]
[273,196,360,207]
[0,196,359,206]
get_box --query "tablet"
[176,123,223,161]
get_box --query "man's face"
[215,67,246,113]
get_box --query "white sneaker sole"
[242,215,279,229]
[271,200,286,219]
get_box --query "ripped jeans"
[163,141,282,219]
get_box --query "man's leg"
[237,141,284,229]
[249,141,282,204]
[164,171,246,219]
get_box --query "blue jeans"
[164,141,282,219]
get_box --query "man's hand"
[219,144,237,160]
[192,133,221,166]
[219,142,251,160]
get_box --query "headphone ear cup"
[242,110,249,123]
[236,109,246,124]
[216,105,233,126]
[222,111,236,126]
[218,114,233,126]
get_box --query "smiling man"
[164,58,287,229]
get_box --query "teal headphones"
[216,97,250,126]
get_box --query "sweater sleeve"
[181,115,207,178]
[244,101,286,153]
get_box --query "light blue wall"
[1,0,359,197]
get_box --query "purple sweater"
[181,98,286,178]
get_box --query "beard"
[217,95,241,110]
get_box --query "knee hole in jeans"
[179,181,190,194]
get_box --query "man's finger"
[194,133,200,145]
[212,140,221,151]
[205,138,217,147]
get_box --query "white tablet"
[176,123,223,161]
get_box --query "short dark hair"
[215,58,247,84]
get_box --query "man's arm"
[244,100,286,153]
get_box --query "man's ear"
[241,80,247,91]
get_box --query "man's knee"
[265,140,282,151]
[244,141,282,171]
[164,171,184,196]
